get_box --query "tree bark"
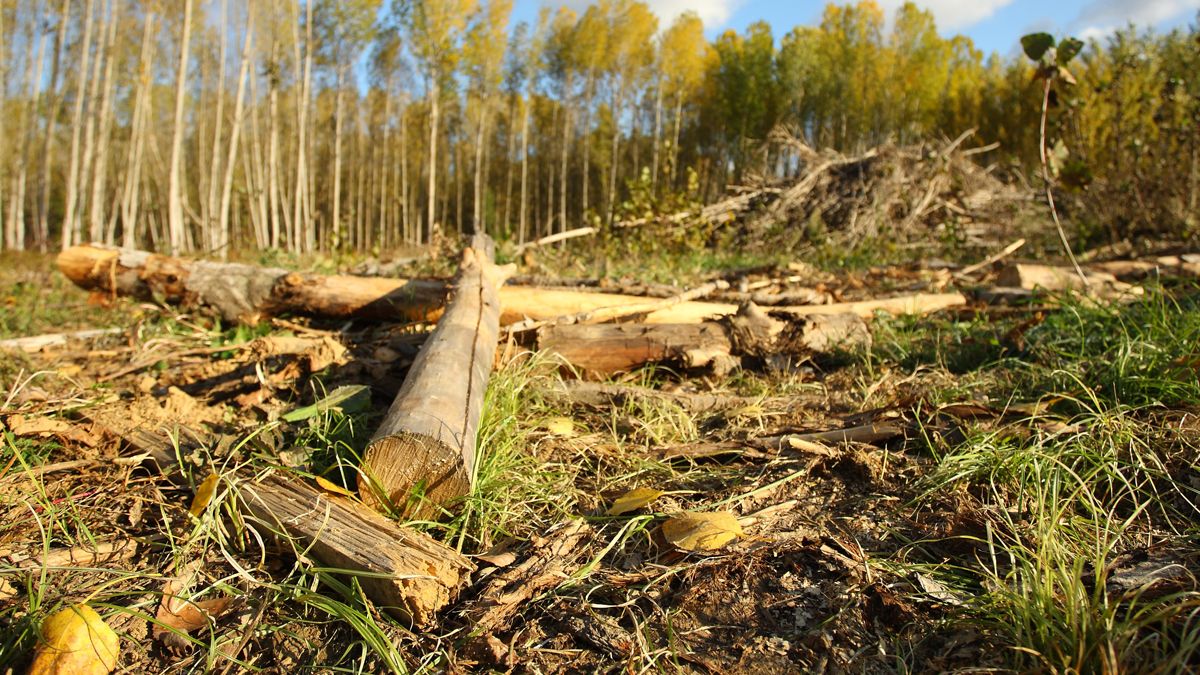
[58,244,969,328]
[86,414,473,626]
[359,234,509,516]
[90,0,119,243]
[218,9,253,259]
[61,0,96,250]
[537,307,872,375]
[167,0,194,253]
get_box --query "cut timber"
[505,279,730,333]
[358,234,509,516]
[997,263,1142,298]
[58,244,965,326]
[85,412,472,626]
[0,327,124,353]
[538,305,871,376]
[57,243,447,324]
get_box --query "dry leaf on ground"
[661,511,744,551]
[607,487,664,516]
[543,417,576,436]
[188,474,219,517]
[28,604,120,675]
[153,562,233,648]
[4,415,98,447]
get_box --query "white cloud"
[643,0,743,27]
[868,0,1017,30]
[557,0,744,29]
[1072,0,1200,40]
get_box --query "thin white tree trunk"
[218,9,253,259]
[518,93,531,245]
[90,0,119,243]
[426,79,439,244]
[332,62,345,247]
[167,0,194,253]
[61,0,96,250]
[121,13,155,248]
[205,0,229,252]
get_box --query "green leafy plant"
[1021,32,1089,285]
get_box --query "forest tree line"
[0,0,1196,256]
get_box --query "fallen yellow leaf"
[315,475,357,499]
[28,605,119,675]
[188,474,219,517]
[661,511,743,551]
[153,561,233,649]
[543,417,576,436]
[607,487,664,516]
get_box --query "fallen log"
[0,327,125,353]
[538,305,871,376]
[85,414,472,626]
[57,244,967,326]
[997,263,1142,298]
[358,234,509,516]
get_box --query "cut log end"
[359,432,471,517]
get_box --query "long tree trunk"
[472,98,489,234]
[605,88,624,226]
[61,0,96,250]
[204,0,229,253]
[37,0,71,251]
[426,78,439,244]
[669,93,683,189]
[167,0,194,253]
[77,0,109,246]
[9,3,46,251]
[332,62,346,248]
[90,0,119,243]
[518,93,531,245]
[651,74,663,191]
[559,103,570,233]
[289,0,312,252]
[267,38,282,249]
[121,12,155,248]
[218,10,253,259]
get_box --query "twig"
[513,226,597,254]
[1038,78,1089,287]
[954,238,1027,279]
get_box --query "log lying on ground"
[997,263,1142,298]
[1088,255,1200,281]
[85,413,472,625]
[538,304,872,376]
[57,244,966,326]
[358,234,509,516]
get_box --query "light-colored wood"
[997,262,1143,298]
[358,234,509,516]
[58,244,967,326]
[538,307,871,376]
[505,279,729,333]
[86,412,473,626]
[0,327,123,352]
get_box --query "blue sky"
[511,0,1200,57]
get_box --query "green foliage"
[1021,32,1056,61]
